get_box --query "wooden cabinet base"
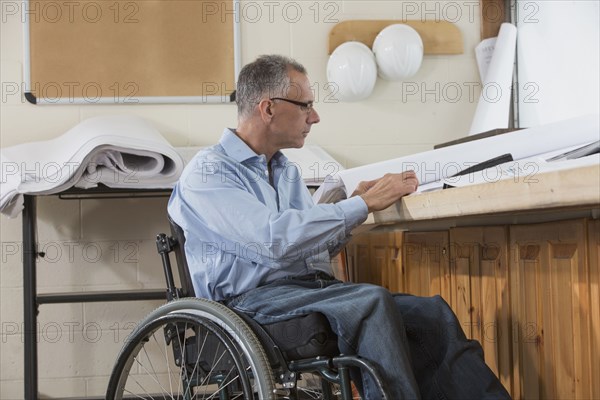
[346,218,600,399]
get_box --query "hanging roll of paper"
[475,36,497,82]
[469,23,517,135]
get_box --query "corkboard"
[25,0,239,104]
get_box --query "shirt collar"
[220,128,289,166]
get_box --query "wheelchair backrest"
[167,216,196,298]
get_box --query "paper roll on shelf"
[0,115,185,217]
[469,23,517,136]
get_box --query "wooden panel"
[402,231,451,303]
[388,231,405,293]
[480,0,507,39]
[345,234,371,284]
[331,252,348,281]
[587,219,600,399]
[450,226,513,394]
[345,231,402,290]
[510,219,593,399]
[328,20,463,54]
[347,217,598,400]
[368,232,397,290]
[449,237,473,338]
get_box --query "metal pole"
[22,195,38,399]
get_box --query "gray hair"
[236,55,307,119]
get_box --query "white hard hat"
[326,41,377,102]
[373,24,424,81]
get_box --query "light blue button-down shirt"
[168,129,368,301]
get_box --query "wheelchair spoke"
[198,341,222,388]
[215,376,244,399]
[182,338,210,395]
[298,387,323,399]
[134,349,174,399]
[125,327,186,399]
[164,334,181,397]
[124,386,157,400]
[107,302,276,400]
[171,325,191,400]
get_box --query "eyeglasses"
[270,97,314,113]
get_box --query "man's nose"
[308,108,320,124]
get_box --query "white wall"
[0,1,483,397]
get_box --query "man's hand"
[354,171,419,213]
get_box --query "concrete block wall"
[1,1,483,397]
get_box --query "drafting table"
[346,164,600,399]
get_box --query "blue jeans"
[226,275,511,399]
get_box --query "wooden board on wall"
[26,0,239,104]
[328,20,463,54]
[480,0,507,39]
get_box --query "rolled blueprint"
[469,23,518,135]
[0,115,184,217]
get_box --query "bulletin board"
[24,0,241,104]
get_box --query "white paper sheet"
[313,114,600,202]
[0,115,184,217]
[442,153,599,188]
[282,146,344,186]
[475,36,497,82]
[469,23,517,135]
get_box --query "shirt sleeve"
[169,157,369,269]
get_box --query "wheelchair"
[106,218,389,399]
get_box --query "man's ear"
[258,99,273,122]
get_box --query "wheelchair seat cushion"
[261,312,339,360]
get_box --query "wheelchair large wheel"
[107,298,276,399]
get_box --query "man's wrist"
[338,196,369,232]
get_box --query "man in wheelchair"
[165,55,511,399]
